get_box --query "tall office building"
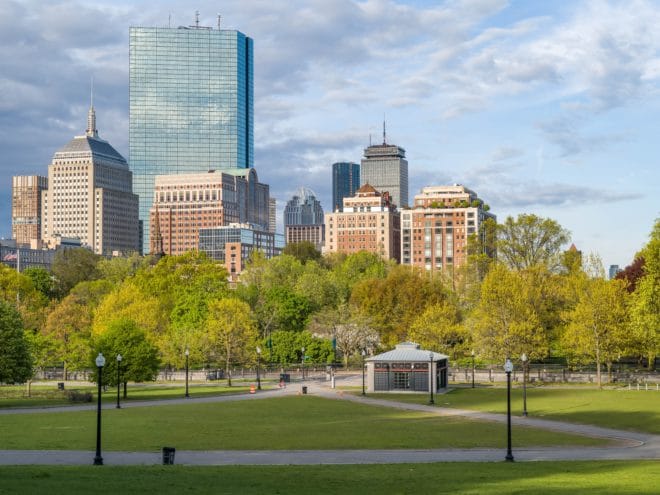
[324,184,400,262]
[12,175,48,246]
[41,107,139,255]
[284,187,325,250]
[129,20,254,252]
[332,162,360,212]
[360,125,408,209]
[149,168,270,256]
[400,185,495,272]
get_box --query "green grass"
[0,462,658,494]
[0,382,259,409]
[368,387,660,434]
[0,396,606,451]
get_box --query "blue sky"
[0,0,658,268]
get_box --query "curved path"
[0,377,658,465]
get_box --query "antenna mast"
[195,10,200,28]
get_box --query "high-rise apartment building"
[324,184,400,261]
[400,185,495,272]
[284,187,325,250]
[332,162,359,212]
[360,128,408,209]
[12,175,48,246]
[129,21,254,252]
[149,168,269,255]
[40,107,139,255]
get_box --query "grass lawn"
[368,387,660,434]
[0,382,259,409]
[0,396,606,451]
[0,461,658,494]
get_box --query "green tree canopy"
[51,248,101,298]
[497,214,571,272]
[282,241,323,265]
[0,300,33,383]
[91,318,160,388]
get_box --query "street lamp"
[301,346,305,380]
[361,349,366,396]
[521,353,528,417]
[185,348,190,398]
[429,352,434,405]
[116,354,122,409]
[504,358,514,462]
[256,346,262,390]
[471,349,475,389]
[94,352,106,466]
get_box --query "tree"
[205,298,258,386]
[282,241,323,265]
[266,330,334,365]
[561,278,628,387]
[92,318,160,393]
[471,264,549,361]
[22,267,55,299]
[409,301,469,360]
[0,300,33,383]
[497,214,571,272]
[51,248,101,298]
[627,219,660,369]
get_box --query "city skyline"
[1,1,659,268]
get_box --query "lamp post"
[94,352,106,466]
[301,346,305,380]
[504,358,514,462]
[116,354,122,409]
[471,349,475,389]
[361,349,366,396]
[184,348,190,398]
[521,353,528,417]
[256,346,262,390]
[429,352,434,405]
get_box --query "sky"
[1,0,658,269]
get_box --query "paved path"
[1,376,658,465]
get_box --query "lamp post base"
[505,452,514,462]
[93,455,103,466]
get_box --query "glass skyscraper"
[129,25,253,252]
[332,162,360,212]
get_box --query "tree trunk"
[595,348,602,389]
[226,361,232,387]
[123,381,127,399]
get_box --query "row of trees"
[0,214,657,389]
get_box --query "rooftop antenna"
[217,14,221,30]
[382,115,387,145]
[168,13,171,28]
[195,10,200,28]
[90,76,94,108]
[369,133,372,146]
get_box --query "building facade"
[324,184,400,262]
[400,185,495,272]
[12,175,48,246]
[40,107,139,256]
[149,168,270,255]
[284,187,325,250]
[198,223,284,282]
[360,134,408,209]
[332,162,360,212]
[129,22,254,253]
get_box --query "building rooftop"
[366,342,448,362]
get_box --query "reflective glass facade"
[332,162,359,212]
[129,26,253,252]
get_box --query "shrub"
[66,390,92,403]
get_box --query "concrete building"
[130,19,254,252]
[12,175,48,246]
[332,162,360,212]
[360,126,408,209]
[149,169,270,256]
[40,107,139,256]
[324,184,400,261]
[199,223,284,282]
[284,187,325,250]
[365,342,449,393]
[400,185,495,272]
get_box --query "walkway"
[0,376,658,465]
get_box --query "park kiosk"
[365,342,448,393]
